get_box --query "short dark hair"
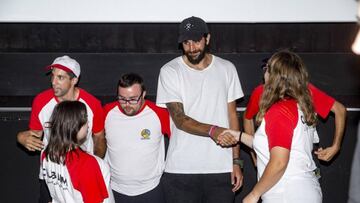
[117,73,146,92]
[66,71,77,79]
[44,101,88,164]
[47,69,77,79]
[66,71,79,87]
[178,33,209,50]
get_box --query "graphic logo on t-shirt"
[42,167,69,190]
[140,129,151,140]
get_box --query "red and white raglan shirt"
[41,148,113,203]
[29,88,104,178]
[253,99,319,198]
[103,100,170,196]
[245,83,335,143]
[245,83,335,120]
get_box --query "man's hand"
[231,164,243,192]
[314,145,340,161]
[17,130,43,151]
[213,128,239,147]
[314,101,346,162]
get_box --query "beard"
[184,44,209,65]
[185,49,206,65]
[53,87,68,98]
[122,106,138,116]
[120,99,144,116]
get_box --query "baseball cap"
[46,55,81,77]
[178,16,209,43]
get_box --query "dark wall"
[0,23,359,105]
[0,23,359,203]
[0,23,355,53]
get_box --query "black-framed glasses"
[117,91,143,104]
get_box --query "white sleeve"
[227,63,244,102]
[96,157,115,203]
[156,66,182,107]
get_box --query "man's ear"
[206,34,211,45]
[71,77,79,86]
[142,91,147,99]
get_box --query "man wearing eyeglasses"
[103,73,170,203]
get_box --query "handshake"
[209,125,242,147]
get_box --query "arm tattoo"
[166,102,211,137]
[166,102,190,128]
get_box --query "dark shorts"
[161,172,234,203]
[113,182,165,203]
[39,179,52,203]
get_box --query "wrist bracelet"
[233,158,244,169]
[239,131,243,142]
[208,125,218,139]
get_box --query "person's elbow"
[332,101,347,118]
[269,147,290,172]
[273,158,288,172]
[173,118,186,130]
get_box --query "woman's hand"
[243,191,260,203]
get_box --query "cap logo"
[185,23,193,31]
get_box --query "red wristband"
[209,125,218,139]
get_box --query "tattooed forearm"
[166,102,217,137]
[166,102,189,129]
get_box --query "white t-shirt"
[253,99,317,198]
[104,100,171,196]
[156,55,243,173]
[42,148,114,203]
[29,88,104,179]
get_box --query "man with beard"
[156,16,243,203]
[103,73,170,203]
[16,55,106,203]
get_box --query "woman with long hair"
[41,101,113,203]
[222,50,322,203]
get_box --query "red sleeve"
[308,84,335,119]
[103,101,118,119]
[264,100,298,150]
[29,89,54,130]
[92,104,104,134]
[41,152,46,161]
[244,85,264,119]
[146,100,171,137]
[68,151,108,203]
[79,89,105,134]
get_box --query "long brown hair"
[44,101,88,164]
[256,50,317,126]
